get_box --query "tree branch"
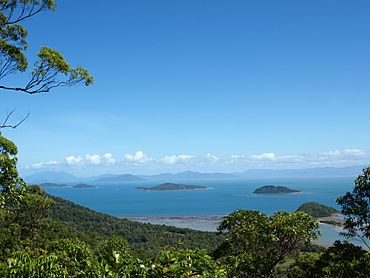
[0,110,30,129]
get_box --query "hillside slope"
[48,195,223,258]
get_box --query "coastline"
[317,213,344,227]
[123,214,367,249]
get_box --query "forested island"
[297,202,343,226]
[297,202,338,218]
[253,185,301,194]
[136,183,209,191]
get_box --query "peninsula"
[296,202,342,226]
[136,183,208,191]
[253,185,301,194]
[297,202,338,218]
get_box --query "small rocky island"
[136,183,208,191]
[254,185,301,194]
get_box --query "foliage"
[96,236,145,277]
[288,241,370,278]
[0,191,53,261]
[0,239,104,277]
[0,0,93,94]
[47,239,103,277]
[6,185,53,237]
[0,134,26,208]
[337,166,370,249]
[287,253,321,278]
[146,249,226,278]
[48,194,223,259]
[215,210,320,277]
[0,250,68,278]
[296,202,338,218]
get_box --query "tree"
[0,135,53,261]
[337,166,370,249]
[0,0,93,95]
[96,236,144,277]
[0,134,26,208]
[0,239,104,277]
[146,249,226,278]
[47,239,103,277]
[288,241,370,278]
[214,210,319,278]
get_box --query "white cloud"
[231,154,243,159]
[322,149,366,157]
[162,154,195,164]
[226,154,245,164]
[103,153,116,164]
[85,154,102,165]
[65,155,83,165]
[65,153,117,166]
[124,151,152,163]
[206,153,220,161]
[250,152,277,161]
[26,148,370,172]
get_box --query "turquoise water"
[45,177,368,247]
[46,177,351,216]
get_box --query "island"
[296,202,342,226]
[73,184,96,189]
[136,183,208,191]
[253,185,301,194]
[297,202,338,218]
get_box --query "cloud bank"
[25,148,370,174]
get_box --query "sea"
[44,177,369,248]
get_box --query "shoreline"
[125,213,345,229]
[123,214,369,249]
[317,213,344,227]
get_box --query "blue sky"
[1,0,370,175]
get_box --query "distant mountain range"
[139,171,236,181]
[24,165,367,185]
[239,165,366,178]
[94,174,145,183]
[26,171,79,184]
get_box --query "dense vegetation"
[297,202,338,218]
[48,194,223,259]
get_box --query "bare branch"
[1,2,47,26]
[0,110,30,129]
